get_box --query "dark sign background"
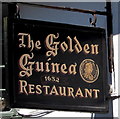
[5,18,109,112]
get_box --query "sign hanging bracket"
[14,4,20,19]
[89,14,97,27]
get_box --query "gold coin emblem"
[79,59,99,83]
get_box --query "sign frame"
[3,18,109,113]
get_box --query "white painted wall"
[112,35,119,118]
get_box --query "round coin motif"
[79,59,99,83]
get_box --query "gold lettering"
[36,85,42,94]
[85,89,92,98]
[18,33,28,48]
[74,36,82,53]
[67,36,74,52]
[45,33,60,57]
[18,33,99,56]
[51,63,60,73]
[27,34,34,51]
[45,62,50,72]
[60,42,68,52]
[91,44,99,54]
[35,62,44,72]
[68,63,77,75]
[18,33,41,51]
[19,53,35,77]
[35,40,41,50]
[49,85,59,96]
[75,88,84,97]
[43,85,50,95]
[28,84,35,94]
[59,87,66,96]
[61,64,68,74]
[93,89,100,98]
[19,80,28,95]
[84,44,90,54]
[18,81,100,99]
[68,87,75,98]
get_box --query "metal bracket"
[89,14,97,27]
[14,4,20,19]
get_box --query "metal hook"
[89,14,97,27]
[15,4,20,19]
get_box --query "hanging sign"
[6,19,109,112]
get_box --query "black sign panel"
[5,19,109,112]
